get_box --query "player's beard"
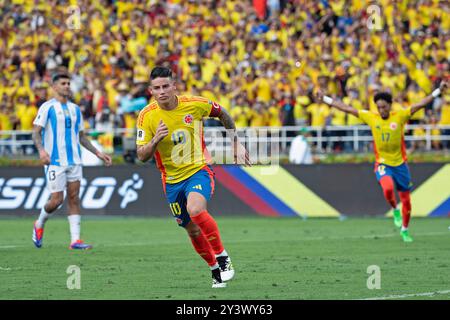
[61,89,73,100]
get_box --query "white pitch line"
[0,245,21,249]
[98,231,449,246]
[0,231,447,249]
[359,290,450,300]
[0,267,12,271]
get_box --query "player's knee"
[186,224,201,238]
[186,203,205,216]
[48,194,64,211]
[188,229,201,238]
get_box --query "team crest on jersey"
[390,122,398,130]
[183,114,193,125]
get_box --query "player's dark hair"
[52,72,70,83]
[150,66,173,80]
[374,92,392,104]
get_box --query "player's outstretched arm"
[136,120,168,162]
[410,81,448,115]
[32,125,50,165]
[316,90,359,117]
[217,108,251,166]
[79,130,112,166]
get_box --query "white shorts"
[45,165,83,193]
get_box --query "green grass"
[0,217,449,300]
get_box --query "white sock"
[68,215,81,243]
[209,263,219,270]
[215,249,228,258]
[36,207,51,228]
[401,226,408,232]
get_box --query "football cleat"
[211,267,227,288]
[393,208,402,228]
[69,240,93,250]
[217,256,235,282]
[400,230,413,243]
[32,221,44,248]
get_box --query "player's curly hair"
[150,66,173,80]
[374,92,393,104]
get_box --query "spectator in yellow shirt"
[429,114,441,150]
[15,95,37,154]
[437,95,450,148]
[306,97,331,150]
[411,120,426,152]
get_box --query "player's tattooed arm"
[137,120,168,162]
[218,108,236,130]
[316,90,359,117]
[79,131,112,166]
[33,125,50,165]
[411,81,448,115]
[218,109,251,166]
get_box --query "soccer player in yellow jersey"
[136,67,250,288]
[318,81,448,242]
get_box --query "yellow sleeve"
[400,107,412,123]
[358,110,373,125]
[192,96,221,118]
[136,109,153,146]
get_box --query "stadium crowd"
[0,0,449,154]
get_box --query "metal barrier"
[1,124,450,156]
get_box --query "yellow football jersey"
[358,108,411,166]
[136,95,221,184]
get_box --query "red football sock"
[399,191,411,228]
[379,176,397,209]
[189,232,217,267]
[190,211,224,255]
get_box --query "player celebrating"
[317,81,448,242]
[32,71,112,249]
[136,66,250,288]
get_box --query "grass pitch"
[0,216,449,300]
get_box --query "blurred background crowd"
[0,0,449,156]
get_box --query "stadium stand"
[0,0,449,155]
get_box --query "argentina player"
[32,71,112,249]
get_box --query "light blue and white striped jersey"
[33,98,85,166]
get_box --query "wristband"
[323,96,333,105]
[432,88,441,98]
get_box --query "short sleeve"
[136,109,153,146]
[358,109,372,124]
[76,106,85,132]
[400,107,411,123]
[195,96,222,118]
[33,103,50,128]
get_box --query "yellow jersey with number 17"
[358,108,411,167]
[136,95,221,185]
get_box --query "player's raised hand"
[39,149,50,165]
[154,120,169,144]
